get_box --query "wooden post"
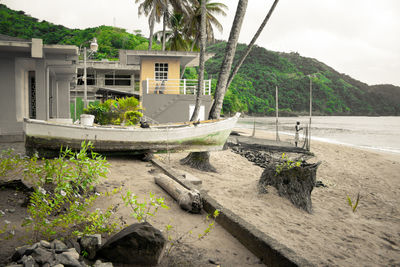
[275,85,280,142]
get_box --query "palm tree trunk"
[162,9,167,51]
[226,0,279,89]
[190,0,206,122]
[181,0,248,172]
[148,6,156,51]
[208,0,248,120]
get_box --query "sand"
[1,130,400,266]
[159,129,400,266]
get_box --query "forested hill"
[206,42,400,116]
[1,3,399,116]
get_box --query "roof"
[0,34,30,42]
[121,50,215,67]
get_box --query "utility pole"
[275,85,280,141]
[308,75,313,151]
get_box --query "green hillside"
[1,3,399,116]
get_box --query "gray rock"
[93,260,113,267]
[22,255,37,267]
[97,222,166,265]
[259,162,321,213]
[63,248,80,260]
[31,247,52,265]
[5,264,23,267]
[80,234,101,260]
[52,264,64,267]
[12,245,31,262]
[54,253,82,267]
[51,240,68,250]
[64,239,81,254]
[39,240,51,249]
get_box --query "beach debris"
[259,162,321,213]
[96,222,166,266]
[155,174,203,213]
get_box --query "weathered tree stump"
[259,162,321,213]
[180,152,216,172]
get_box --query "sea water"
[237,116,400,154]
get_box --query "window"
[155,63,168,81]
[105,75,131,86]
[77,74,95,85]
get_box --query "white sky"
[2,0,400,86]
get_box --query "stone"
[39,240,51,249]
[182,172,202,185]
[80,234,101,260]
[12,245,31,262]
[93,260,113,267]
[259,162,321,213]
[21,255,37,267]
[52,264,64,267]
[63,248,80,260]
[64,239,81,254]
[51,239,68,250]
[55,253,82,267]
[31,247,53,265]
[97,222,166,265]
[5,265,23,267]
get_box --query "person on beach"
[295,121,303,147]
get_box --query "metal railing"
[144,78,211,95]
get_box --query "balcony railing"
[144,78,211,95]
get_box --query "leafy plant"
[275,153,302,175]
[347,193,360,213]
[122,191,169,223]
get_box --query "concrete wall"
[0,55,18,136]
[140,57,180,94]
[142,94,212,123]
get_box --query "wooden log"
[154,174,202,213]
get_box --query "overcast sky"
[2,0,400,86]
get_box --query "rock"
[39,240,51,249]
[54,253,82,267]
[259,162,321,213]
[12,245,32,262]
[51,240,68,250]
[80,234,101,260]
[64,239,81,254]
[5,264,23,267]
[21,255,37,267]
[93,260,113,267]
[52,264,64,267]
[97,222,166,265]
[31,247,52,265]
[63,248,80,260]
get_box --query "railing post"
[146,78,149,94]
[183,79,186,95]
[208,80,211,95]
[203,80,206,95]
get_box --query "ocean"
[237,116,400,154]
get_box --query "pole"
[308,76,312,151]
[275,85,280,142]
[83,47,87,109]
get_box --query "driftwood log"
[154,174,202,213]
[259,162,321,213]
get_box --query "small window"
[105,75,131,86]
[77,74,95,85]
[155,63,168,81]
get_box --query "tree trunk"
[208,0,248,120]
[181,0,248,173]
[226,0,279,90]
[148,7,156,51]
[190,0,206,122]
[162,9,167,51]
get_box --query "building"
[74,49,214,123]
[0,35,78,141]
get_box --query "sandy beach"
[159,129,400,266]
[1,130,400,266]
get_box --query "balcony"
[144,78,212,95]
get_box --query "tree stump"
[180,152,216,172]
[259,162,321,213]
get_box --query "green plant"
[0,148,26,177]
[21,141,120,241]
[275,153,302,175]
[164,209,219,256]
[122,191,169,223]
[347,193,360,213]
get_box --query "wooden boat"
[23,113,240,156]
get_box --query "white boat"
[23,113,240,156]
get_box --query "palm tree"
[154,13,191,51]
[185,0,228,51]
[135,0,166,50]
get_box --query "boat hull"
[23,114,239,156]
